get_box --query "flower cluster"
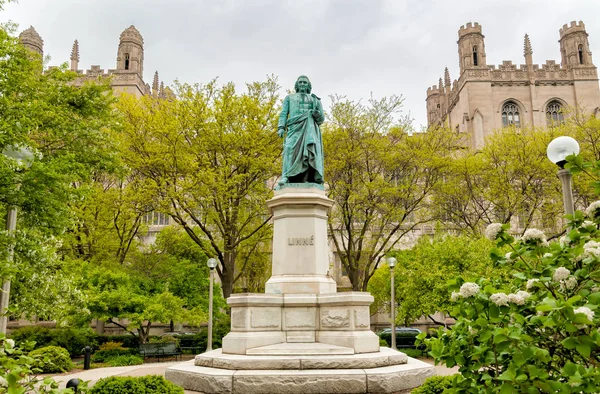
[490,293,509,306]
[560,276,578,291]
[553,267,570,281]
[485,223,503,241]
[574,306,595,321]
[508,291,530,305]
[521,228,548,246]
[526,278,539,289]
[583,240,600,258]
[585,200,600,218]
[459,282,480,298]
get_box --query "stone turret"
[457,22,486,74]
[19,26,43,56]
[559,21,593,67]
[116,25,144,75]
[70,40,80,71]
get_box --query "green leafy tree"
[324,96,460,291]
[433,127,564,237]
[368,234,504,326]
[117,78,281,298]
[0,15,117,322]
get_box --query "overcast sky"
[3,0,600,130]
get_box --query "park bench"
[178,338,202,354]
[139,342,181,362]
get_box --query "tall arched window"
[546,101,565,125]
[473,46,478,66]
[124,53,130,70]
[578,44,584,64]
[501,102,520,127]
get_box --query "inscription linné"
[288,235,314,246]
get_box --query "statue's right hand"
[277,129,284,138]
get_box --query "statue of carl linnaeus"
[277,75,324,188]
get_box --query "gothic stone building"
[426,21,600,149]
[18,25,169,99]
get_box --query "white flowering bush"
[422,217,599,393]
[0,335,86,393]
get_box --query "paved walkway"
[52,358,458,393]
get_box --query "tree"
[368,234,507,327]
[117,78,281,298]
[323,95,460,291]
[0,19,118,322]
[433,127,565,237]
[80,226,223,343]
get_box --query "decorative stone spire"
[452,79,458,91]
[152,71,159,96]
[159,81,165,98]
[18,26,43,56]
[523,34,532,56]
[524,34,533,66]
[444,67,451,89]
[438,77,443,91]
[70,40,79,71]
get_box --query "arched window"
[501,102,520,127]
[578,45,584,64]
[124,53,130,70]
[473,46,478,66]
[546,101,565,125]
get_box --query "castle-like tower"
[426,21,600,149]
[18,25,171,99]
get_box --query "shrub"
[99,341,124,351]
[149,335,178,344]
[425,213,600,392]
[29,346,74,373]
[90,375,183,394]
[96,334,140,349]
[105,354,144,367]
[379,338,388,347]
[92,348,139,363]
[0,336,80,393]
[9,326,98,357]
[411,375,455,394]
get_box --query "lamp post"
[387,256,397,350]
[547,136,580,217]
[206,258,218,352]
[0,145,34,335]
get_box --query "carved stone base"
[222,292,379,355]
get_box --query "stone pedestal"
[166,186,435,392]
[265,188,337,295]
[222,292,379,354]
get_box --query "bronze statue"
[277,75,324,188]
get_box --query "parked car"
[377,327,422,348]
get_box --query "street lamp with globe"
[1,145,35,334]
[546,136,580,217]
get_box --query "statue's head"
[294,75,312,94]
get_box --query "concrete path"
[51,358,458,393]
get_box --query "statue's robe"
[278,92,325,184]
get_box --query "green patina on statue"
[277,75,325,189]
